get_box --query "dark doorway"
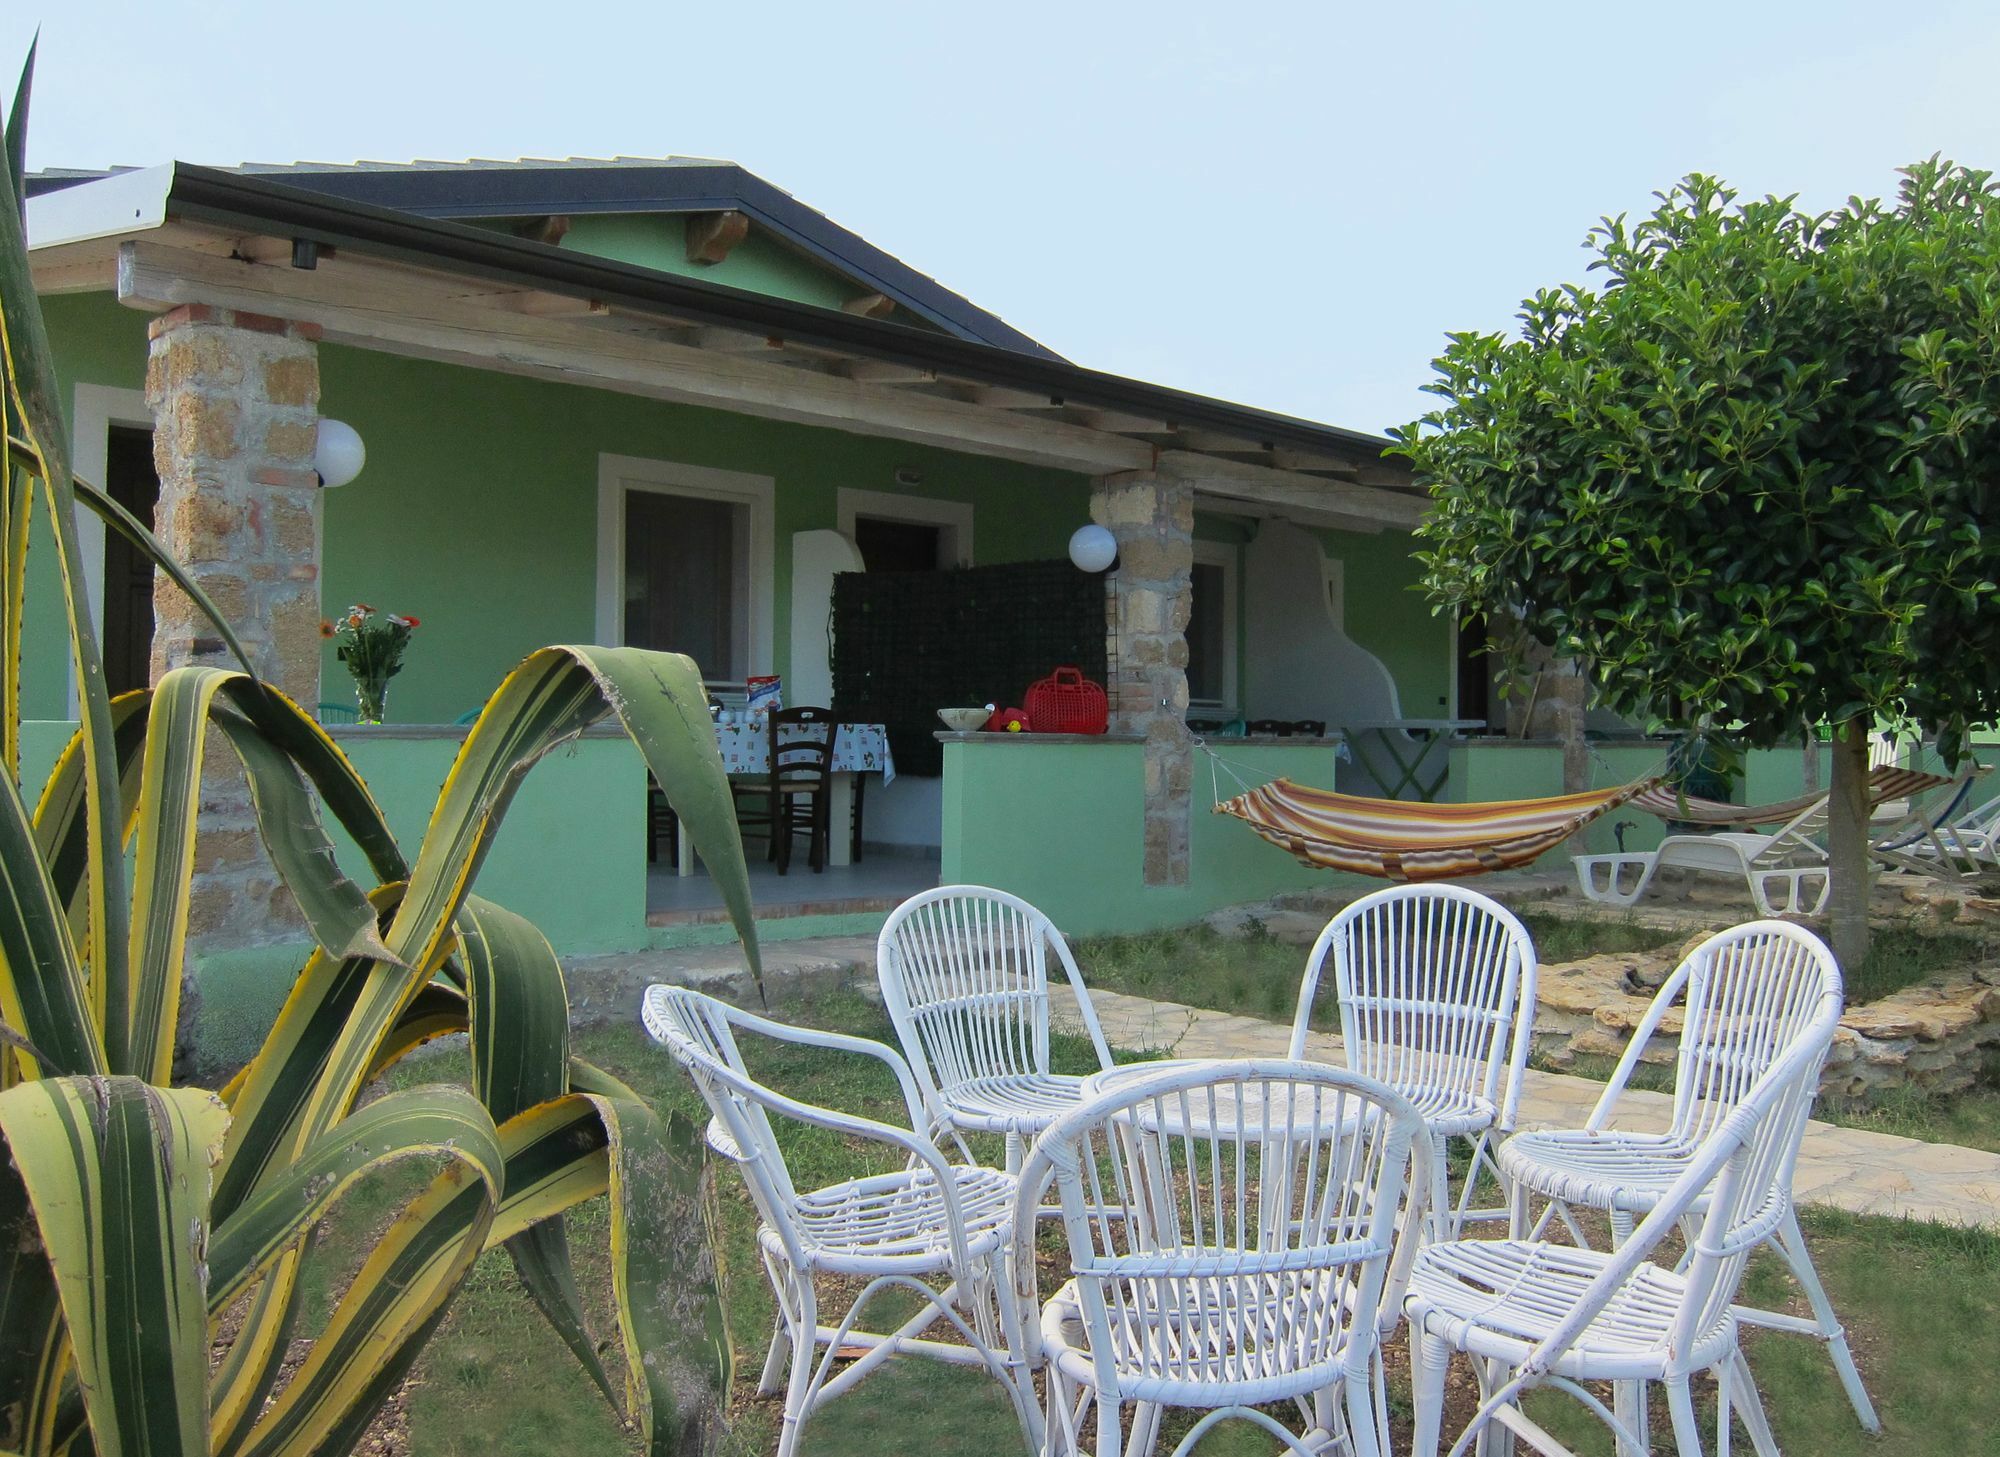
[853,516,945,573]
[1455,612,1493,730]
[102,425,159,697]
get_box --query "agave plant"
[0,50,759,1457]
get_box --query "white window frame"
[70,383,154,717]
[1189,539,1239,713]
[595,453,775,693]
[836,486,973,567]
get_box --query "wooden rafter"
[842,292,895,318]
[685,210,750,265]
[514,214,572,247]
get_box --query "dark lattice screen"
[830,560,1109,776]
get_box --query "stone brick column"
[1090,472,1194,887]
[145,304,323,698]
[144,304,323,962]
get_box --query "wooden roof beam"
[1162,450,1425,530]
[842,291,895,318]
[490,289,609,318]
[837,359,938,385]
[115,238,1154,476]
[685,210,750,265]
[959,383,1067,412]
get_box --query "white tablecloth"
[712,721,896,785]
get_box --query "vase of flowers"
[323,604,420,724]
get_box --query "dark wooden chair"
[1247,718,1291,737]
[646,777,678,868]
[758,706,836,874]
[1291,719,1328,737]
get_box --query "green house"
[27,155,1568,1056]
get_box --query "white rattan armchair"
[1496,920,1878,1435]
[1015,1059,1432,1457]
[1289,883,1538,1238]
[1405,938,1843,1457]
[876,885,1115,1171]
[641,984,1037,1457]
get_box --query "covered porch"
[28,163,1441,962]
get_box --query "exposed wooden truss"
[685,210,750,265]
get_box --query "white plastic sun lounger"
[1576,795,1836,916]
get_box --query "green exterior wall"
[940,737,1360,934]
[35,292,1091,725]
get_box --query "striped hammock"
[1216,777,1662,882]
[1627,765,1953,826]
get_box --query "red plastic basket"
[1024,666,1108,734]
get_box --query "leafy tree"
[1394,160,2000,967]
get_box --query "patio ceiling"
[29,164,1426,532]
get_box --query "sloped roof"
[28,156,1057,357]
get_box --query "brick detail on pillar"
[144,304,324,954]
[1092,472,1194,887]
[145,303,324,699]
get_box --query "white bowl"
[938,707,991,732]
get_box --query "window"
[1187,542,1239,710]
[622,489,748,678]
[596,455,774,690]
[836,487,972,567]
[853,516,946,572]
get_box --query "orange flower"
[319,619,335,638]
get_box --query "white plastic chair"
[1015,1059,1432,1457]
[1497,921,1878,1437]
[1289,883,1539,1238]
[1405,931,1844,1457]
[641,984,1037,1457]
[876,885,1115,1171]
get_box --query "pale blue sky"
[8,2,1998,436]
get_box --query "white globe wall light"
[1068,523,1118,573]
[314,419,366,488]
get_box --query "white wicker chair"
[641,984,1037,1457]
[1289,883,1539,1238]
[1496,921,1879,1435]
[1015,1059,1432,1457]
[1405,935,1844,1457]
[876,885,1115,1171]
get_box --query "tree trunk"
[1826,721,1873,971]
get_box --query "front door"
[102,425,159,697]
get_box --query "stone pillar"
[1090,471,1194,887]
[144,304,323,965]
[145,304,323,700]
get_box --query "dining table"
[674,719,896,876]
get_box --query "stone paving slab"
[1054,984,2000,1231]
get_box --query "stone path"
[1053,985,2000,1231]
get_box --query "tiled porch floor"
[645,849,939,926]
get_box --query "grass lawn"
[297,989,2000,1455]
